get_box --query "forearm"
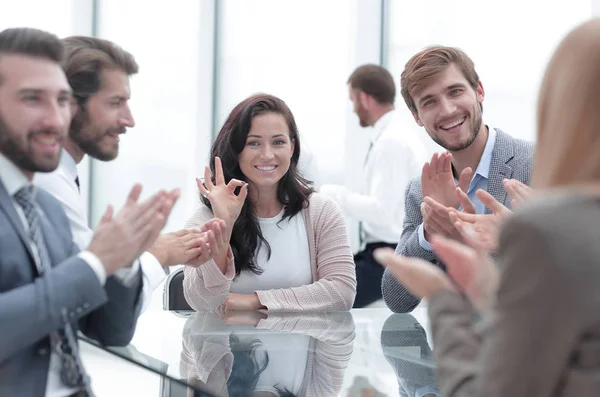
[80,270,143,346]
[182,250,235,310]
[0,258,107,361]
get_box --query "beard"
[0,112,62,173]
[69,110,123,162]
[429,106,483,152]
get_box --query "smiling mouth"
[255,165,277,172]
[440,116,466,131]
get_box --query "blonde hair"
[534,19,600,189]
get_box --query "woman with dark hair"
[182,94,356,311]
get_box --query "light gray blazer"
[428,192,600,396]
[382,129,535,313]
[0,180,142,396]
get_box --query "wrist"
[147,246,168,267]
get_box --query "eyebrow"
[418,83,467,106]
[19,88,72,96]
[108,94,129,101]
[247,134,287,139]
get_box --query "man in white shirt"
[320,65,428,307]
[0,27,178,396]
[35,36,207,312]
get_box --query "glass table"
[80,307,441,397]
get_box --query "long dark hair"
[202,94,313,276]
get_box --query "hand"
[217,310,268,326]
[503,178,533,208]
[88,184,179,276]
[431,235,499,313]
[421,152,473,209]
[218,293,266,312]
[186,218,230,267]
[147,228,210,267]
[373,248,454,299]
[448,189,512,253]
[421,196,461,241]
[196,156,248,231]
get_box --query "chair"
[162,267,193,313]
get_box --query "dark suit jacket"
[428,192,600,396]
[0,180,142,396]
[382,129,535,313]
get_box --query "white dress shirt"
[0,153,105,397]
[320,109,428,246]
[35,149,165,313]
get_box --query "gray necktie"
[14,186,92,394]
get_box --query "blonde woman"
[377,19,600,396]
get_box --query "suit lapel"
[0,179,36,263]
[485,129,514,214]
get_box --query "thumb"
[457,167,473,193]
[476,189,509,215]
[98,205,114,226]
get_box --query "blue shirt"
[418,127,497,251]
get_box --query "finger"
[476,189,509,215]
[98,205,114,226]
[431,234,478,281]
[226,178,245,191]
[423,196,450,214]
[429,211,456,235]
[449,208,476,224]
[436,153,446,174]
[442,153,452,173]
[429,153,439,179]
[128,191,166,231]
[125,184,143,206]
[452,220,485,250]
[238,183,248,204]
[214,156,225,185]
[457,167,473,193]
[204,166,215,190]
[421,162,430,184]
[159,189,180,217]
[456,187,476,214]
[196,177,208,197]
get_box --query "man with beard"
[381,46,535,313]
[320,64,428,307]
[0,27,178,395]
[35,36,208,312]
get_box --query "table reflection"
[380,314,441,397]
[179,311,355,397]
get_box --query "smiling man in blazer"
[382,46,534,313]
[0,27,177,396]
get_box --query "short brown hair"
[400,46,480,114]
[0,28,63,85]
[61,36,138,106]
[347,64,396,105]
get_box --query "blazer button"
[37,347,49,356]
[83,303,90,309]
[76,307,83,314]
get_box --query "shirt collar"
[473,125,497,179]
[58,148,78,181]
[372,109,396,141]
[0,152,33,196]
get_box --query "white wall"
[386,0,593,143]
